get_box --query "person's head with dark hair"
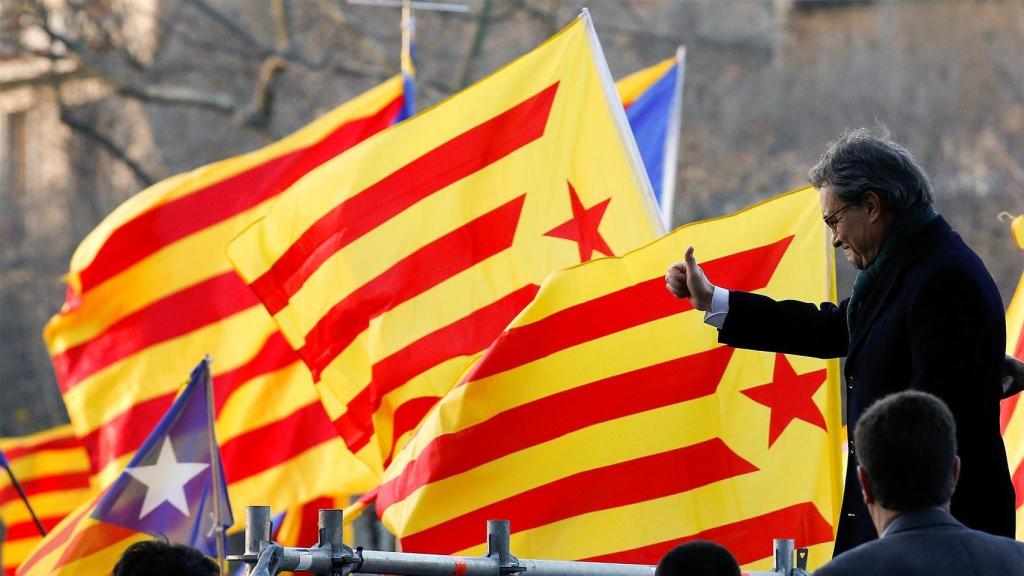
[112,540,218,576]
[854,390,960,536]
[655,541,741,576]
[810,127,936,271]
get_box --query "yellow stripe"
[382,394,729,535]
[45,199,277,354]
[214,361,315,443]
[449,466,833,569]
[3,537,42,569]
[384,312,721,480]
[273,176,525,341]
[66,76,403,277]
[1006,272,1024,355]
[47,533,148,576]
[1,488,93,525]
[62,306,279,435]
[615,56,676,105]
[4,449,91,481]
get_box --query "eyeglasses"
[823,203,856,231]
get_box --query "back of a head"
[655,541,741,576]
[112,540,218,576]
[854,390,958,512]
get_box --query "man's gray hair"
[809,127,934,214]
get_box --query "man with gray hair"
[665,128,1014,555]
[815,391,1024,575]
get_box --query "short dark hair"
[112,540,218,576]
[655,541,741,576]
[854,391,958,511]
[809,127,934,214]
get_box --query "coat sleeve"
[717,291,849,359]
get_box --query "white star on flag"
[125,438,209,519]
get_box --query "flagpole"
[0,457,48,537]
[203,355,227,575]
[660,46,686,230]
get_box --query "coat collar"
[845,215,952,367]
[884,507,963,537]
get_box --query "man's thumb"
[684,246,697,270]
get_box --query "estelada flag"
[228,11,663,475]
[998,214,1024,539]
[1,427,94,576]
[42,76,409,518]
[617,49,685,229]
[376,186,843,572]
[17,360,231,576]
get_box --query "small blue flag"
[91,359,232,555]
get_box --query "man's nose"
[831,230,842,247]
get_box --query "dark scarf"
[846,204,938,335]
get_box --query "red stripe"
[3,516,65,540]
[383,396,443,467]
[334,284,540,452]
[15,494,97,575]
[400,438,757,554]
[584,502,834,565]
[54,520,137,568]
[219,402,339,483]
[81,394,172,474]
[0,472,91,503]
[5,566,15,576]
[75,95,403,295]
[53,272,259,393]
[377,346,735,513]
[1013,457,1024,509]
[2,436,82,462]
[465,237,794,382]
[1002,394,1020,437]
[212,330,300,413]
[249,82,560,315]
[295,497,334,547]
[80,331,301,474]
[301,195,527,379]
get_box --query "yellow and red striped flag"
[376,186,843,572]
[1,426,94,576]
[41,77,408,519]
[999,214,1024,539]
[228,13,663,475]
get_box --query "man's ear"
[863,191,882,222]
[857,465,876,505]
[952,455,961,488]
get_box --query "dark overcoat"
[717,215,1014,555]
[814,508,1024,576]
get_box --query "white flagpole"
[580,8,666,236]
[660,46,686,230]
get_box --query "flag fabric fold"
[42,76,409,520]
[228,12,663,476]
[999,214,1024,539]
[16,360,231,576]
[617,49,686,229]
[1,427,94,576]
[377,186,843,572]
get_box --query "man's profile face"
[819,186,884,270]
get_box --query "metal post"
[245,506,272,575]
[772,538,794,574]
[229,506,784,576]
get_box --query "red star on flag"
[544,180,613,262]
[741,353,828,447]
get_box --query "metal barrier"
[227,506,812,576]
